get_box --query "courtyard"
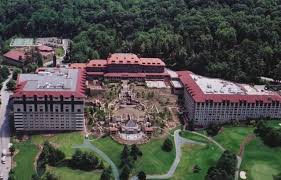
[86,80,181,145]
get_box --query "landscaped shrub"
[206,123,221,136]
[70,149,100,171]
[162,138,173,152]
[137,171,146,180]
[254,120,281,147]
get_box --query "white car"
[1,156,6,164]
[1,149,6,157]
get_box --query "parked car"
[1,149,6,157]
[1,156,6,164]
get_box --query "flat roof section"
[171,80,183,89]
[14,68,86,98]
[177,71,281,103]
[190,74,245,95]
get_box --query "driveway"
[0,74,12,180]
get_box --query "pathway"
[188,130,243,180]
[188,131,225,151]
[132,130,205,180]
[235,134,256,180]
[73,139,120,180]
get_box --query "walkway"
[73,139,120,180]
[188,131,242,180]
[188,131,225,151]
[132,130,205,180]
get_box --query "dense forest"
[1,0,281,83]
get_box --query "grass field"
[213,126,254,154]
[13,132,86,180]
[172,140,223,179]
[240,137,281,180]
[133,137,175,175]
[55,47,64,57]
[93,136,176,175]
[47,166,101,180]
[31,132,83,158]
[240,120,281,180]
[13,140,38,180]
[180,131,210,143]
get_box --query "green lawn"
[13,140,38,180]
[47,166,101,180]
[180,131,210,143]
[55,47,64,57]
[172,142,222,179]
[92,136,175,175]
[31,132,84,158]
[213,126,254,154]
[13,132,85,180]
[240,137,281,180]
[92,136,123,165]
[133,137,175,175]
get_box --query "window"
[17,108,21,112]
[77,109,81,112]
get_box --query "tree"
[53,54,57,67]
[206,124,221,136]
[34,52,43,67]
[6,80,16,91]
[274,172,281,180]
[43,172,59,180]
[39,141,65,167]
[120,165,130,180]
[9,144,16,156]
[162,138,173,152]
[193,165,201,173]
[130,144,142,160]
[121,145,130,160]
[120,145,133,169]
[0,65,10,79]
[12,68,22,80]
[100,168,111,180]
[31,174,40,180]
[205,150,237,180]
[8,169,16,180]
[70,149,100,171]
[137,171,146,180]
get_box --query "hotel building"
[13,68,86,131]
[70,53,170,81]
[177,71,281,128]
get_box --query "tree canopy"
[1,0,281,82]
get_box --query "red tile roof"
[3,50,26,61]
[177,71,281,103]
[70,63,87,69]
[87,59,107,67]
[107,53,140,65]
[38,45,53,52]
[140,58,165,66]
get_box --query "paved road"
[73,139,120,180]
[142,130,205,180]
[0,74,12,180]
